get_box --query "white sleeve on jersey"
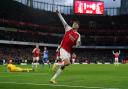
[32,48,35,53]
[57,11,72,32]
[39,49,40,53]
[56,45,60,52]
[76,34,81,47]
[112,50,115,54]
[119,50,121,54]
[65,25,72,32]
[57,11,67,28]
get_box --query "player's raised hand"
[56,10,59,14]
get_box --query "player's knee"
[65,64,70,66]
[64,61,70,66]
[61,66,65,70]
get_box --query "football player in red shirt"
[112,50,120,66]
[50,10,81,84]
[32,45,40,70]
[71,53,77,64]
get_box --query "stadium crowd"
[0,44,127,65]
[0,30,61,44]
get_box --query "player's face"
[116,52,118,54]
[76,23,79,29]
[44,47,47,50]
[9,60,12,64]
[73,22,79,29]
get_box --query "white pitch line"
[0,73,48,78]
[0,75,26,78]
[0,82,119,89]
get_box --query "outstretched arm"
[56,10,72,31]
[32,48,35,53]
[112,50,115,54]
[56,10,67,28]
[119,50,121,54]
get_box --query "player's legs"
[11,67,32,72]
[50,59,70,84]
[114,58,116,66]
[35,57,39,68]
[10,67,24,72]
[52,49,70,73]
[52,61,61,73]
[22,68,33,72]
[47,59,51,68]
[42,58,50,69]
[10,67,22,72]
[115,58,119,66]
[42,58,45,68]
[32,57,39,69]
[50,48,70,84]
[52,57,61,73]
[32,57,36,70]
[72,59,75,64]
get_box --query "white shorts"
[72,59,75,62]
[115,58,118,62]
[59,48,71,61]
[33,57,39,61]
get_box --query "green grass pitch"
[0,64,128,89]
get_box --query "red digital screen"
[74,0,104,15]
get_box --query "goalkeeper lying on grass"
[7,60,33,72]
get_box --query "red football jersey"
[114,53,119,58]
[60,26,80,53]
[72,54,77,59]
[33,48,40,57]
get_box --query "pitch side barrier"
[0,40,128,49]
